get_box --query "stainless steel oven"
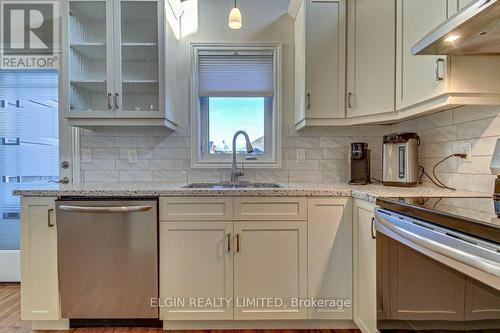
[56,198,158,319]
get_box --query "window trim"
[190,43,282,169]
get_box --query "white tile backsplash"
[79,106,500,193]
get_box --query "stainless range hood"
[412,0,500,55]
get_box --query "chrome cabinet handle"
[58,205,152,213]
[48,208,54,227]
[107,93,112,110]
[227,234,231,253]
[371,217,376,239]
[306,93,311,110]
[236,233,240,252]
[435,58,445,81]
[347,92,353,109]
[114,93,119,110]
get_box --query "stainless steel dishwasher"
[56,199,158,319]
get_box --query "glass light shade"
[228,6,242,29]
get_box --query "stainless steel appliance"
[412,0,500,55]
[374,197,500,330]
[56,199,158,319]
[382,132,419,186]
[348,142,371,185]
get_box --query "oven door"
[374,208,500,291]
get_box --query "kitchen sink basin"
[183,182,281,189]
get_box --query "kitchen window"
[191,44,281,168]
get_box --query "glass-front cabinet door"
[115,0,163,118]
[67,0,114,116]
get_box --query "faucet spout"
[231,130,254,182]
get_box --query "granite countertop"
[12,183,490,203]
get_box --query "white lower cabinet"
[159,221,234,320]
[233,221,307,320]
[20,197,61,321]
[353,199,377,333]
[307,198,352,320]
[160,197,350,322]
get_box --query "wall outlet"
[128,149,138,163]
[296,149,306,162]
[82,149,92,163]
[453,142,472,162]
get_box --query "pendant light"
[228,0,242,30]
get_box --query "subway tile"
[457,116,500,140]
[284,136,320,148]
[150,159,185,171]
[80,159,115,171]
[283,159,320,171]
[89,148,119,159]
[319,136,353,148]
[153,148,189,160]
[416,110,452,130]
[323,148,350,160]
[116,136,150,148]
[187,169,222,183]
[81,136,115,148]
[453,105,500,124]
[118,148,154,160]
[119,171,154,182]
[84,171,119,182]
[289,171,323,183]
[456,156,493,174]
[116,159,150,171]
[154,171,188,183]
[82,127,118,137]
[118,127,156,136]
[286,148,322,160]
[150,136,189,148]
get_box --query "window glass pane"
[208,97,265,155]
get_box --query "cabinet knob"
[371,217,376,239]
[114,93,119,110]
[306,93,311,110]
[48,208,54,228]
[347,92,353,109]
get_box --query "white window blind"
[198,51,274,97]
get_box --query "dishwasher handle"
[58,205,153,213]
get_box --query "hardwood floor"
[0,283,359,333]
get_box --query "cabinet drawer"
[159,198,233,221]
[234,197,307,220]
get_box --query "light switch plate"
[453,142,472,162]
[128,149,138,163]
[296,149,306,162]
[82,148,92,163]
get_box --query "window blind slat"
[198,54,274,97]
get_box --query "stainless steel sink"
[183,182,281,189]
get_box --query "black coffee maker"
[349,142,371,185]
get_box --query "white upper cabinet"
[396,0,448,110]
[346,0,395,118]
[294,0,346,128]
[63,0,178,129]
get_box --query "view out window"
[191,44,281,168]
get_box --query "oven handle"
[58,205,153,213]
[374,210,500,278]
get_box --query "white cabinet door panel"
[346,0,395,117]
[305,0,346,119]
[233,221,307,320]
[396,0,448,110]
[307,198,352,319]
[160,222,233,320]
[353,199,377,333]
[20,197,60,320]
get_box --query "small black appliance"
[349,142,371,185]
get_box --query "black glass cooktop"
[376,197,500,244]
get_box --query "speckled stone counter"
[13,183,490,202]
